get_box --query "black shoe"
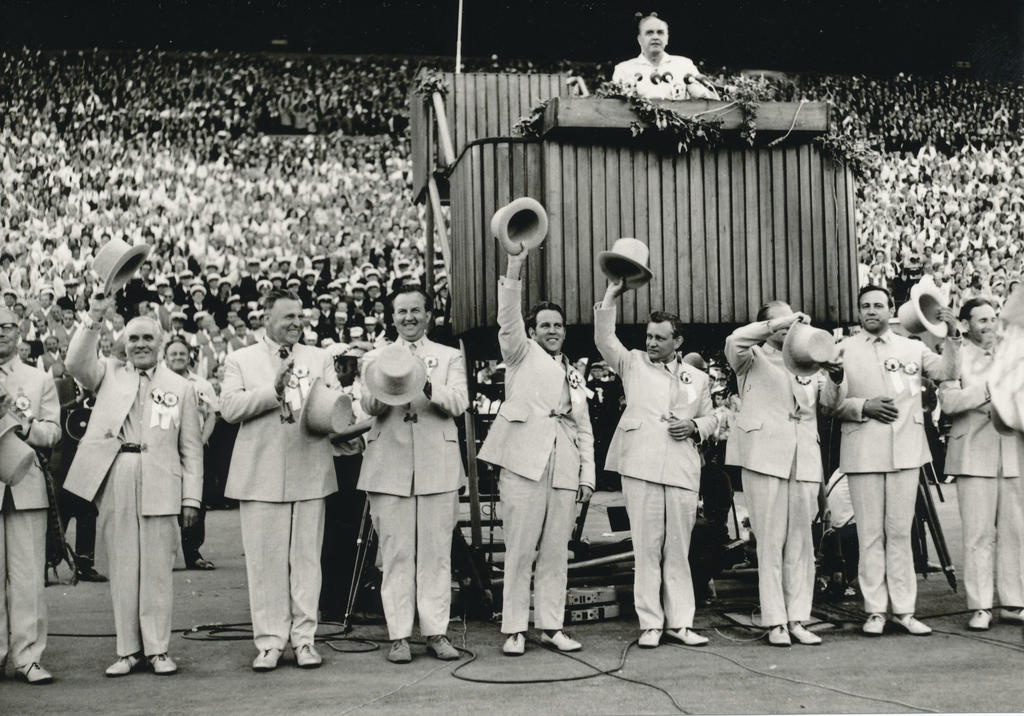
[77,566,108,583]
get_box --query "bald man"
[65,295,203,677]
[612,13,720,100]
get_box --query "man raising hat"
[478,250,595,656]
[358,286,468,664]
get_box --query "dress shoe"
[502,633,525,656]
[788,622,822,645]
[664,628,708,646]
[767,625,792,647]
[862,613,885,636]
[77,566,108,583]
[252,648,283,672]
[541,630,582,652]
[893,614,932,636]
[105,654,145,677]
[638,629,662,649]
[388,639,412,664]
[148,653,177,675]
[15,663,53,685]
[425,635,460,661]
[1000,608,1024,624]
[967,609,992,631]
[295,644,323,669]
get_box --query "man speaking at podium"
[612,13,720,100]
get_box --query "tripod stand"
[912,462,957,592]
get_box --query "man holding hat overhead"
[937,297,1024,631]
[0,306,62,684]
[358,286,468,665]
[64,295,203,677]
[478,251,595,656]
[220,289,338,672]
[822,284,959,637]
[594,279,717,649]
[725,302,843,647]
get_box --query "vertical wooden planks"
[798,145,815,319]
[784,147,802,314]
[588,145,607,317]
[743,150,761,319]
[821,156,840,322]
[729,149,747,323]
[703,150,721,323]
[559,143,579,324]
[642,150,660,318]
[544,141,563,321]
[618,146,637,325]
[525,142,545,309]
[757,149,775,304]
[573,146,594,326]
[660,154,678,320]
[689,151,708,324]
[806,144,825,321]
[674,156,692,323]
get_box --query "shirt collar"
[399,336,427,351]
[866,329,892,344]
[0,355,18,375]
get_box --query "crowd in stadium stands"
[2,47,1023,391]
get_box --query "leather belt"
[119,443,144,453]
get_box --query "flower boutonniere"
[680,372,693,385]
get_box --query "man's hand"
[937,306,959,336]
[771,312,808,331]
[577,484,593,504]
[667,417,697,441]
[822,347,844,381]
[602,280,626,307]
[863,396,898,423]
[88,293,111,323]
[506,251,526,280]
[181,506,199,530]
[274,359,294,398]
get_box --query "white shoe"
[147,653,177,675]
[638,629,662,648]
[893,614,932,636]
[967,610,992,631]
[1000,608,1024,624]
[862,613,885,636]
[252,647,283,671]
[767,625,792,647]
[788,622,822,645]
[502,633,525,656]
[105,654,144,678]
[295,643,323,668]
[541,631,582,652]
[664,628,708,646]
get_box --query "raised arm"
[593,281,631,377]
[65,296,109,392]
[495,252,531,368]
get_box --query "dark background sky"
[2,0,1022,77]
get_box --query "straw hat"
[92,237,151,292]
[0,414,36,487]
[597,238,654,290]
[491,197,549,256]
[896,282,948,338]
[782,321,838,377]
[363,343,427,406]
[300,378,356,436]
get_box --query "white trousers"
[621,476,698,630]
[239,499,326,651]
[499,463,577,634]
[97,454,178,657]
[0,502,47,668]
[741,470,817,626]
[957,475,1024,610]
[369,491,457,640]
[847,469,919,615]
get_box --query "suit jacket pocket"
[499,403,529,423]
[734,415,763,432]
[618,417,642,431]
[442,424,458,442]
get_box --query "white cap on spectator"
[38,284,54,297]
[317,293,334,304]
[190,282,207,296]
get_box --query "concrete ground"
[3,486,1023,715]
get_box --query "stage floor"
[5,486,1022,715]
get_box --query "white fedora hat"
[897,282,948,338]
[783,321,838,377]
[300,378,356,436]
[0,414,36,487]
[92,237,151,293]
[491,197,549,256]
[363,343,427,406]
[597,238,654,290]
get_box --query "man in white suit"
[358,286,468,664]
[0,307,61,684]
[65,296,203,677]
[938,297,1024,630]
[823,285,959,637]
[725,302,842,647]
[595,281,717,648]
[220,289,338,672]
[478,251,595,657]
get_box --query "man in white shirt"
[612,13,719,100]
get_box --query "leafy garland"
[813,131,878,180]
[511,98,552,138]
[413,68,449,98]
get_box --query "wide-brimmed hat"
[491,197,549,256]
[363,342,427,406]
[597,238,654,290]
[92,238,151,292]
[0,414,36,486]
[300,378,356,436]
[783,321,838,376]
[897,282,948,338]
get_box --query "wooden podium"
[411,70,859,337]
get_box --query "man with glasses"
[823,285,959,637]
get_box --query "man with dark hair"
[595,281,717,649]
[612,13,719,100]
[939,297,1024,630]
[220,289,338,672]
[358,285,468,664]
[823,284,959,637]
[478,250,595,656]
